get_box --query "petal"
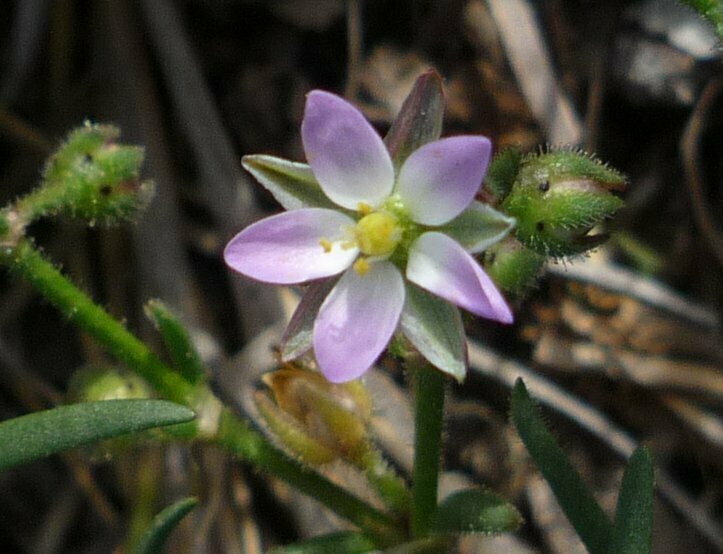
[406,232,513,323]
[302,90,394,210]
[224,208,358,284]
[314,261,405,382]
[396,136,492,225]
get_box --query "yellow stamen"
[319,238,332,253]
[354,212,402,256]
[357,202,373,216]
[353,258,370,276]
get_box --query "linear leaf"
[0,400,195,471]
[610,446,655,554]
[269,531,376,553]
[433,488,522,534]
[511,379,613,554]
[132,497,198,554]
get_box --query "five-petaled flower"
[225,90,513,383]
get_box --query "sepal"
[439,201,516,254]
[241,154,339,211]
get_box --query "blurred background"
[0,0,721,552]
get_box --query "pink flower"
[225,90,513,383]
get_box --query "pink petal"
[224,208,357,284]
[313,261,405,382]
[406,232,513,323]
[396,136,492,225]
[302,91,394,210]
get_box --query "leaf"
[609,446,655,554]
[439,201,516,254]
[242,155,338,211]
[433,488,523,534]
[132,497,198,554]
[510,379,614,554]
[281,278,338,361]
[384,69,445,172]
[0,400,196,471]
[268,531,376,553]
[145,299,205,384]
[400,283,467,382]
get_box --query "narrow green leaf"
[439,201,516,254]
[384,69,445,172]
[268,531,376,554]
[610,446,655,554]
[433,488,523,535]
[511,379,614,554]
[132,497,198,554]
[145,299,205,384]
[242,155,338,211]
[0,400,196,471]
[400,284,466,382]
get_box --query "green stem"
[359,447,410,515]
[0,239,400,544]
[4,240,196,405]
[217,411,401,546]
[410,358,446,538]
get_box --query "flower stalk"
[410,357,446,538]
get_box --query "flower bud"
[38,122,154,225]
[68,365,152,402]
[501,149,626,257]
[255,366,373,466]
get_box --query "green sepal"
[131,497,198,554]
[268,531,376,554]
[485,148,522,201]
[144,299,205,384]
[400,283,467,382]
[511,379,613,554]
[483,236,546,295]
[241,154,338,211]
[281,278,337,361]
[384,69,445,172]
[432,488,523,535]
[31,122,154,225]
[609,446,655,554]
[439,201,516,254]
[0,400,195,471]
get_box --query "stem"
[217,411,400,546]
[410,358,446,538]
[0,239,401,544]
[3,240,196,405]
[359,447,410,515]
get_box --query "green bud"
[483,236,546,295]
[33,122,154,225]
[68,365,152,402]
[255,365,373,467]
[501,149,626,257]
[66,366,156,458]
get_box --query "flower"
[225,89,514,383]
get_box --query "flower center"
[353,211,402,257]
